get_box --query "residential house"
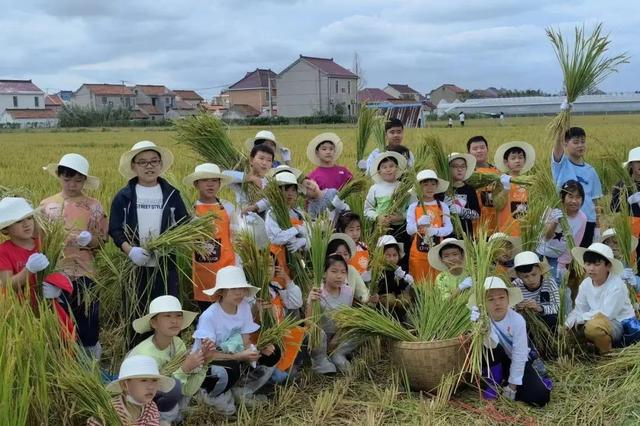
[56,90,73,102]
[222,104,261,120]
[212,92,230,109]
[357,88,397,103]
[227,69,278,116]
[173,90,204,108]
[71,84,136,110]
[429,84,466,106]
[45,94,64,113]
[277,55,358,117]
[132,85,175,118]
[0,108,58,128]
[383,84,424,102]
[0,79,45,114]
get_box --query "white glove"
[279,147,292,162]
[450,203,463,215]
[500,174,511,191]
[404,273,415,285]
[357,159,368,171]
[25,253,49,273]
[295,224,307,238]
[128,247,151,267]
[426,227,438,238]
[470,306,480,322]
[331,195,350,212]
[42,282,62,299]
[283,227,299,242]
[458,277,473,291]
[76,230,92,247]
[627,192,640,205]
[394,267,407,280]
[454,196,467,208]
[244,212,258,225]
[502,385,517,401]
[287,238,307,252]
[547,208,563,223]
[622,267,636,283]
[361,270,372,282]
[417,215,431,226]
[560,100,572,111]
[249,344,258,368]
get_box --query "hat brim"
[307,133,343,166]
[571,247,624,275]
[371,151,408,184]
[43,164,100,191]
[329,233,357,258]
[490,234,522,254]
[468,287,523,308]
[245,137,281,159]
[428,239,466,272]
[0,209,35,231]
[448,153,477,181]
[601,233,640,253]
[119,146,174,179]
[182,171,232,188]
[106,373,175,394]
[132,309,198,334]
[380,242,404,259]
[268,166,303,180]
[494,141,535,174]
[417,176,449,194]
[202,283,260,297]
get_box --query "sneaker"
[232,387,268,408]
[330,353,351,373]
[198,389,236,416]
[311,356,337,375]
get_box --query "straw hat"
[268,165,303,180]
[416,169,449,194]
[600,228,639,252]
[428,238,466,272]
[119,140,174,179]
[377,235,404,258]
[448,152,476,181]
[106,355,174,393]
[623,147,640,168]
[494,141,535,174]
[182,163,232,187]
[275,171,305,194]
[488,232,522,254]
[329,233,357,258]
[571,243,624,275]
[202,266,260,297]
[245,130,279,152]
[512,251,549,274]
[0,197,35,230]
[307,132,343,166]
[370,151,407,184]
[467,276,524,308]
[132,295,197,334]
[43,153,100,190]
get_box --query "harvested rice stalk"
[372,112,389,152]
[408,285,472,342]
[424,136,451,190]
[307,214,334,349]
[144,213,216,258]
[257,315,304,350]
[332,304,416,343]
[466,173,535,190]
[355,104,379,163]
[160,350,188,376]
[520,308,558,359]
[34,214,69,280]
[337,175,369,202]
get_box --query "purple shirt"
[307,165,353,190]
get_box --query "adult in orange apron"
[475,165,499,234]
[409,202,444,283]
[496,184,528,237]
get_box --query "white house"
[0,79,45,114]
[0,109,59,128]
[71,84,136,110]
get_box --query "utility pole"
[268,76,273,117]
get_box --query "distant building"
[0,79,45,114]
[277,55,358,117]
[222,104,261,120]
[71,84,136,110]
[0,108,59,128]
[429,84,466,106]
[45,94,64,113]
[357,88,397,103]
[227,69,278,116]
[383,84,424,102]
[173,90,204,108]
[132,85,175,118]
[56,90,73,102]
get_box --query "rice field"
[3,114,640,425]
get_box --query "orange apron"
[475,166,499,234]
[192,203,235,302]
[269,291,305,371]
[497,183,527,237]
[349,244,369,275]
[409,202,443,283]
[270,216,303,288]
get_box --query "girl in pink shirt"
[306,132,353,190]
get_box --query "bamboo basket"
[391,337,466,392]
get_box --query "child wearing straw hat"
[40,153,107,358]
[224,144,274,215]
[335,212,371,283]
[429,238,472,298]
[406,169,453,282]
[183,163,238,311]
[370,235,414,319]
[494,141,535,237]
[489,233,522,281]
[469,277,551,407]
[446,152,480,237]
[245,130,292,167]
[600,228,640,298]
[362,118,415,171]
[328,233,369,303]
[612,146,640,269]
[194,266,281,409]
[109,141,189,347]
[467,136,500,234]
[129,295,216,420]
[306,132,353,190]
[88,355,174,426]
[512,252,560,330]
[565,243,636,354]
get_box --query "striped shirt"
[86,396,159,426]
[513,277,560,316]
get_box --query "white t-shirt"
[136,184,163,245]
[193,300,259,346]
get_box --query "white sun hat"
[43,153,100,190]
[106,355,175,393]
[132,295,198,334]
[448,152,477,181]
[376,234,405,258]
[119,140,174,179]
[489,232,522,254]
[428,238,466,272]
[307,132,343,166]
[494,141,536,174]
[182,163,232,187]
[623,147,640,168]
[467,276,524,308]
[416,169,450,194]
[571,242,624,275]
[0,197,35,230]
[512,251,550,274]
[329,233,357,258]
[268,164,303,180]
[202,265,260,297]
[600,228,639,252]
[370,151,407,184]
[275,171,305,194]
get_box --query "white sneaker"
[232,387,268,408]
[198,389,236,416]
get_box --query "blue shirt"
[551,153,602,222]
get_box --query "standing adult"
[459,111,465,127]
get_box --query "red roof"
[0,79,43,94]
[174,99,196,110]
[4,108,57,119]
[440,84,465,94]
[138,104,164,115]
[83,84,135,96]
[135,85,174,96]
[130,110,148,120]
[227,104,260,117]
[358,88,397,103]
[299,55,357,78]
[45,94,64,106]
[386,84,420,95]
[173,90,203,101]
[229,69,277,90]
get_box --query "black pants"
[580,222,596,247]
[388,223,410,271]
[484,344,551,407]
[202,360,242,396]
[63,276,100,347]
[154,379,182,412]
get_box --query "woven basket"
[391,337,466,392]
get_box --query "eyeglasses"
[134,159,161,168]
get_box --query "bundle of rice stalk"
[593,151,634,196]
[423,136,451,190]
[408,285,472,342]
[257,314,304,350]
[174,112,245,171]
[160,349,188,376]
[546,23,629,141]
[34,214,69,281]
[337,175,369,202]
[372,113,389,152]
[520,308,558,359]
[520,166,560,251]
[144,213,216,258]
[412,138,432,172]
[366,240,386,296]
[332,304,416,343]
[466,172,536,190]
[355,104,378,163]
[0,184,33,201]
[388,170,417,221]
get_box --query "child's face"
[562,191,583,215]
[132,150,162,185]
[316,142,335,164]
[440,247,464,269]
[420,179,438,199]
[486,289,509,321]
[282,185,298,206]
[59,174,86,197]
[5,217,35,241]
[603,238,622,259]
[504,151,525,173]
[324,262,347,289]
[333,243,351,261]
[385,127,403,147]
[378,160,398,183]
[195,178,221,200]
[250,151,273,177]
[344,220,361,242]
[222,288,249,305]
[468,142,488,164]
[383,246,400,265]
[496,241,514,263]
[449,159,467,182]
[150,311,184,338]
[584,259,610,284]
[630,161,640,178]
[516,266,542,289]
[122,378,159,405]
[565,136,586,158]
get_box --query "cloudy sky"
[2,0,637,100]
